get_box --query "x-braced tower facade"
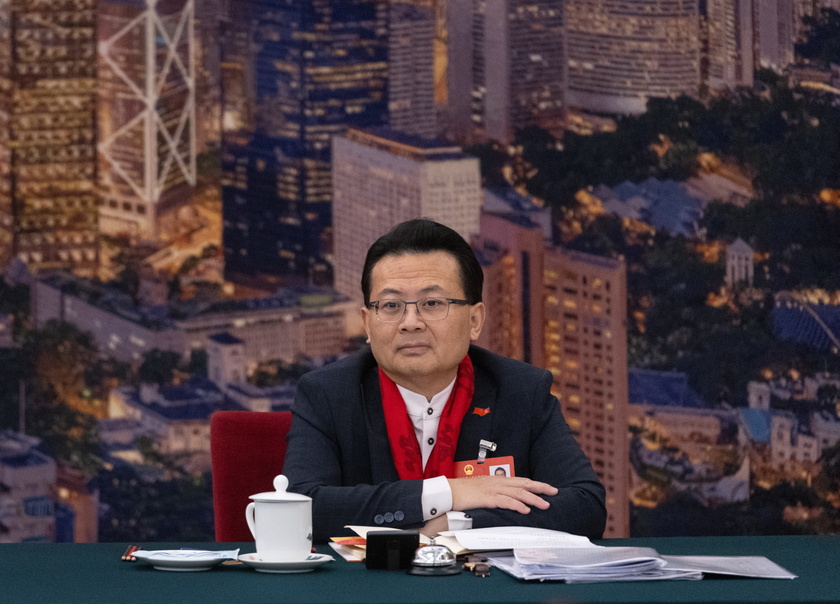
[97,0,196,240]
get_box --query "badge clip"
[476,439,497,464]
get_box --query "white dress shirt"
[397,381,473,530]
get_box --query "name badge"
[452,455,515,478]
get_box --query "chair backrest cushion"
[210,410,292,542]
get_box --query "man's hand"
[420,514,449,538]
[449,476,558,514]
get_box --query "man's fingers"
[510,477,558,496]
[449,476,557,513]
[513,486,552,510]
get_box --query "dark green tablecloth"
[1,535,837,603]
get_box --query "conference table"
[1,534,837,603]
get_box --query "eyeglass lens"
[376,298,450,321]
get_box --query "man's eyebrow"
[376,285,446,298]
[377,287,403,297]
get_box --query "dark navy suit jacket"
[284,345,606,542]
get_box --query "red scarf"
[379,356,475,480]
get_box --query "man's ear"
[361,305,372,343]
[469,302,486,341]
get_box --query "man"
[285,219,606,542]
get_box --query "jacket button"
[384,512,394,523]
[374,514,384,524]
[394,511,404,521]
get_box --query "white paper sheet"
[660,555,797,579]
[439,526,596,552]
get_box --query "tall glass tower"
[0,0,99,275]
[221,0,388,286]
[447,0,565,144]
[97,0,196,240]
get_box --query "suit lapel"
[455,363,496,462]
[361,365,401,482]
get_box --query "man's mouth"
[397,343,429,354]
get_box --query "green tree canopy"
[26,401,102,475]
[22,320,98,406]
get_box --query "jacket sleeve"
[283,373,427,542]
[465,370,607,540]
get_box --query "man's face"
[362,251,485,396]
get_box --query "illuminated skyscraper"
[475,211,546,367]
[193,0,224,154]
[221,0,388,287]
[565,0,700,115]
[97,0,196,240]
[0,0,99,274]
[448,0,565,143]
[478,213,630,537]
[755,0,795,70]
[388,2,436,138]
[704,0,754,91]
[544,247,629,538]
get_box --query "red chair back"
[210,410,292,542]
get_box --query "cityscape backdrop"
[1,0,840,544]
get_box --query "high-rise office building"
[221,0,388,287]
[97,0,196,240]
[565,0,700,115]
[218,0,253,138]
[0,0,99,275]
[478,212,630,538]
[388,2,436,138]
[475,211,545,367]
[755,0,796,70]
[705,0,754,91]
[194,0,224,154]
[331,127,482,306]
[544,247,629,538]
[448,0,565,143]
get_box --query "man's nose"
[399,303,425,328]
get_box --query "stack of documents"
[489,547,703,583]
[439,527,796,583]
[484,544,798,583]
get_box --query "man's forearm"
[464,483,607,540]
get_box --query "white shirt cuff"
[446,511,473,531]
[421,475,452,521]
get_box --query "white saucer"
[132,549,236,572]
[238,553,335,573]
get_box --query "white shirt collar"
[396,378,457,469]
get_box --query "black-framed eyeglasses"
[368,297,469,322]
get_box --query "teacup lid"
[248,475,311,502]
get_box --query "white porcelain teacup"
[245,474,312,562]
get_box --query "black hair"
[361,219,483,305]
